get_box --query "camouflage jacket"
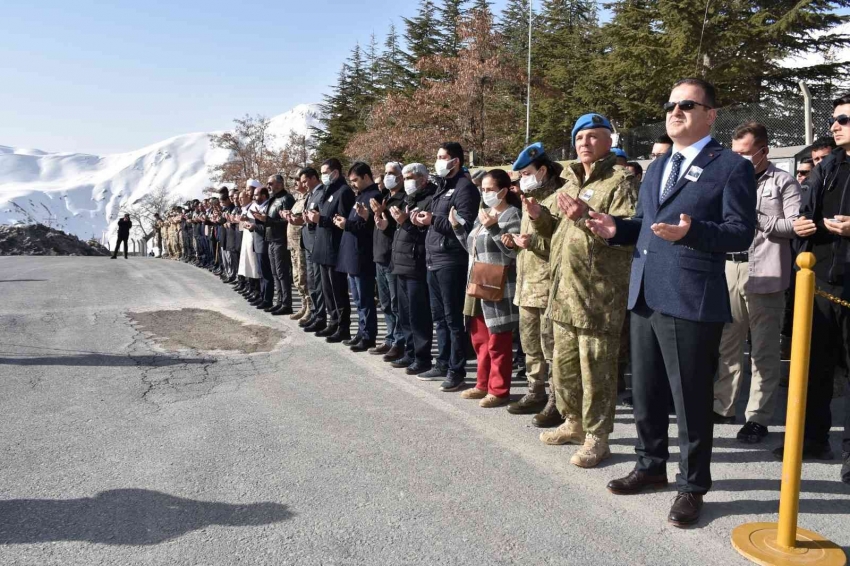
[532,153,636,334]
[287,191,307,250]
[514,162,565,309]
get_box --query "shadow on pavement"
[0,489,293,545]
[0,353,215,367]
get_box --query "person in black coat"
[790,91,850,484]
[299,168,327,332]
[412,142,481,391]
[390,163,437,374]
[370,162,408,359]
[112,214,132,259]
[588,78,757,527]
[334,162,381,351]
[253,174,296,315]
[306,158,355,342]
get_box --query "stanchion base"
[732,523,846,566]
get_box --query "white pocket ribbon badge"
[684,166,703,182]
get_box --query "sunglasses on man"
[828,115,849,127]
[796,170,811,178]
[662,100,713,112]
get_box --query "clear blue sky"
[0,0,514,155]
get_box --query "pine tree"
[403,0,443,83]
[436,0,469,57]
[497,0,533,63]
[377,22,414,93]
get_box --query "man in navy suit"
[587,78,757,527]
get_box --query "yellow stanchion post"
[731,253,846,566]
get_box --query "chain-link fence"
[622,94,837,160]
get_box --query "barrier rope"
[815,287,850,309]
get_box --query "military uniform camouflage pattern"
[532,152,636,435]
[514,162,564,390]
[287,192,310,310]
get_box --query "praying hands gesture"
[522,195,541,220]
[651,213,692,242]
[332,214,346,230]
[478,208,499,228]
[824,215,850,237]
[557,192,588,221]
[390,205,409,225]
[354,202,369,221]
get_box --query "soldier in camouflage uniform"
[503,143,565,428]
[285,176,312,321]
[529,113,636,468]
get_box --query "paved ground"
[0,256,848,566]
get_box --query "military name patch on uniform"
[684,166,703,182]
[580,189,594,202]
[445,189,455,198]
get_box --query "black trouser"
[781,242,798,338]
[268,241,293,308]
[427,264,468,375]
[397,274,433,365]
[257,248,274,305]
[631,299,725,494]
[804,281,850,451]
[228,250,240,279]
[305,250,325,321]
[113,236,129,258]
[320,264,349,330]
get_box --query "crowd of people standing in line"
[151,77,850,528]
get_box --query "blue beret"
[571,113,613,144]
[512,142,545,171]
[612,148,628,159]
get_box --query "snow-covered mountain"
[0,103,322,244]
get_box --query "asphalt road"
[0,256,848,566]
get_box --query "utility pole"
[525,0,533,145]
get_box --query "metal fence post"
[800,81,813,146]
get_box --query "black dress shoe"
[607,470,669,495]
[350,339,376,352]
[343,334,363,347]
[326,329,350,343]
[405,362,432,375]
[369,343,392,356]
[316,325,338,338]
[300,316,317,328]
[668,492,703,528]
[391,356,415,369]
[249,298,265,307]
[712,412,736,425]
[304,320,326,333]
[272,306,293,316]
[260,303,276,311]
[736,421,768,444]
[382,344,405,362]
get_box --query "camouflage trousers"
[552,320,621,436]
[519,306,554,391]
[290,245,310,310]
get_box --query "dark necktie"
[661,152,685,201]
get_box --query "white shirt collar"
[673,135,712,162]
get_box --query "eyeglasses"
[828,115,849,127]
[662,100,713,113]
[796,170,811,178]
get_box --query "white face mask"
[321,171,335,186]
[434,158,454,178]
[482,190,503,209]
[519,170,542,193]
[384,174,398,190]
[741,148,767,170]
[404,179,419,195]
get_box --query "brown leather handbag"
[466,226,508,301]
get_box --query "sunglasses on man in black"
[662,100,713,113]
[828,115,849,127]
